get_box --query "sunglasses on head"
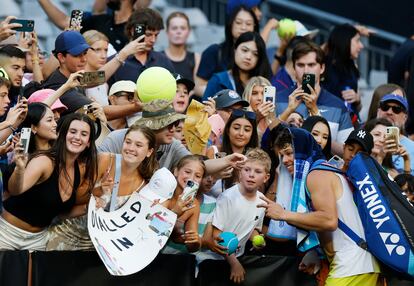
[231,109,256,120]
[379,102,406,114]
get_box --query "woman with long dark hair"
[195,5,259,96]
[301,116,332,160]
[21,102,57,154]
[1,113,98,250]
[203,31,272,99]
[207,109,258,189]
[322,23,364,124]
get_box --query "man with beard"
[0,45,26,114]
[38,0,135,51]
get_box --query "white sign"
[88,193,177,276]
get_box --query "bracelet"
[8,125,16,132]
[115,54,125,65]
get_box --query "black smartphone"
[133,24,146,42]
[69,10,83,29]
[302,73,315,94]
[79,71,106,87]
[9,19,35,32]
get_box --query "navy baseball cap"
[213,89,249,109]
[380,94,408,111]
[53,31,90,56]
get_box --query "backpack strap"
[338,219,368,250]
[109,154,122,212]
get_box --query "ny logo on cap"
[357,130,366,139]
[228,90,239,99]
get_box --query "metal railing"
[166,0,406,84]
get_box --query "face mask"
[106,0,121,11]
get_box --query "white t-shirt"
[85,83,109,106]
[212,184,265,257]
[327,173,380,278]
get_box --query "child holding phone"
[163,155,204,253]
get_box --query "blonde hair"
[82,30,109,46]
[245,148,271,173]
[242,76,271,111]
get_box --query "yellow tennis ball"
[136,67,176,103]
[278,18,296,38]
[252,235,265,247]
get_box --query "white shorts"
[0,216,48,251]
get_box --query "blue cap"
[380,94,408,111]
[226,0,262,15]
[54,31,90,56]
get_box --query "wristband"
[8,125,16,132]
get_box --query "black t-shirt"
[81,14,128,51]
[388,38,414,87]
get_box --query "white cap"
[295,20,319,39]
[109,80,136,96]
[140,167,177,203]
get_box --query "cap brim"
[140,186,168,203]
[67,43,90,56]
[219,99,249,109]
[299,29,319,39]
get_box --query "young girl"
[21,103,57,153]
[163,155,205,253]
[203,31,272,99]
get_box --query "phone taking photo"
[133,24,146,42]
[182,180,199,201]
[20,127,31,154]
[69,10,83,29]
[302,73,315,94]
[327,155,345,169]
[386,126,400,146]
[10,19,35,32]
[263,86,276,105]
[79,71,105,87]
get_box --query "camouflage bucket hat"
[134,99,186,130]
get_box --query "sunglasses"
[231,109,256,120]
[166,120,180,129]
[379,102,406,114]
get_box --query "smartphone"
[263,86,276,104]
[182,180,199,201]
[20,128,31,154]
[83,104,94,113]
[69,10,83,29]
[79,71,105,87]
[302,73,315,94]
[386,126,400,146]
[215,152,227,159]
[328,155,345,169]
[133,24,146,42]
[9,19,35,32]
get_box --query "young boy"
[211,148,271,284]
[342,128,373,171]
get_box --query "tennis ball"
[219,232,239,255]
[252,235,265,248]
[278,18,296,38]
[136,67,176,103]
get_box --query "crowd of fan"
[0,0,413,285]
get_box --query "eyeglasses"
[231,109,256,120]
[379,102,406,114]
